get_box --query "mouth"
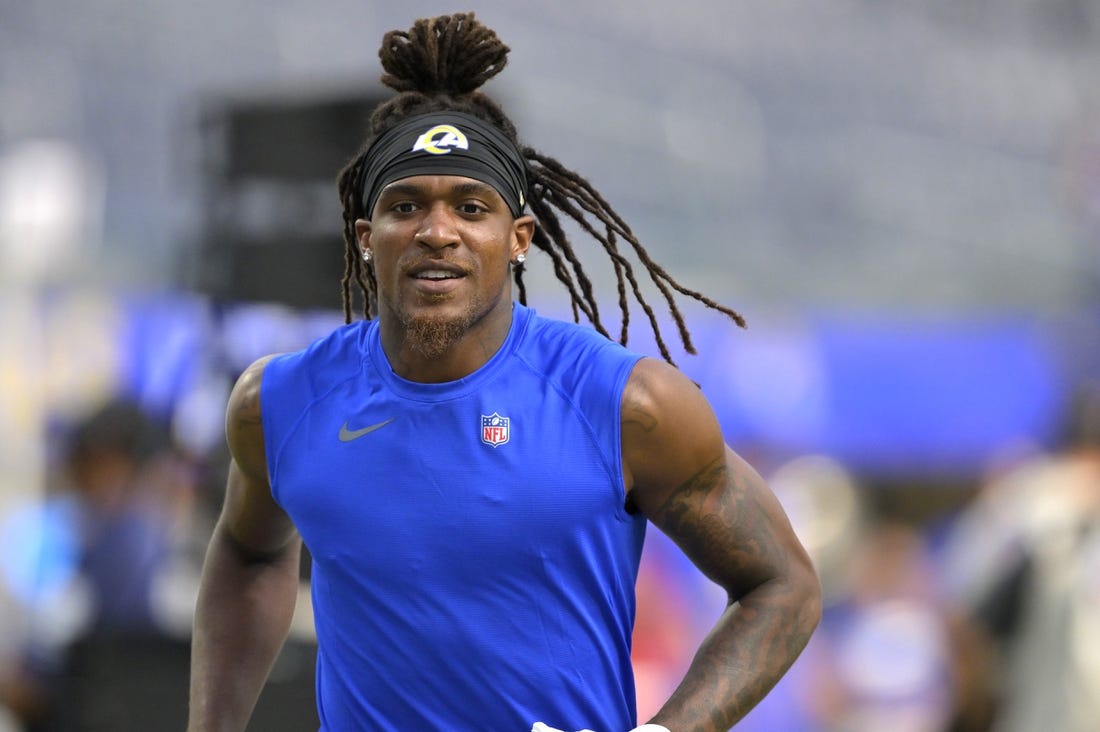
[412,269,465,281]
[405,261,469,295]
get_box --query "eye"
[457,201,488,215]
[391,201,419,214]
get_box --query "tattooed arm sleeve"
[621,358,822,732]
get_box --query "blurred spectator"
[769,455,868,607]
[0,397,198,729]
[806,519,956,732]
[61,399,182,633]
[938,381,1100,732]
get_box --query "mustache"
[400,255,475,276]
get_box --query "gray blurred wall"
[1,0,1098,312]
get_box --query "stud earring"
[513,253,526,265]
[362,250,372,262]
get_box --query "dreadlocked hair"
[335,12,745,365]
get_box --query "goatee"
[402,314,474,359]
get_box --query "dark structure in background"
[192,91,387,310]
[53,638,318,732]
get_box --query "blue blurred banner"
[103,293,1099,478]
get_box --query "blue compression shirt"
[261,303,647,731]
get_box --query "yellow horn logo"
[411,125,469,155]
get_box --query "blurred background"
[2,0,1099,730]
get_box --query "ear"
[354,219,372,259]
[510,214,535,261]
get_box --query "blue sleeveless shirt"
[261,303,647,731]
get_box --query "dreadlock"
[336,12,745,365]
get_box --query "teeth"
[417,270,459,280]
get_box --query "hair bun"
[379,13,509,96]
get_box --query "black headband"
[358,111,529,218]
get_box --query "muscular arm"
[188,356,302,732]
[622,359,822,732]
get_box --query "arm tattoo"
[652,458,787,595]
[649,460,815,731]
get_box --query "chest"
[272,379,623,566]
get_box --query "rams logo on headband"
[412,125,469,155]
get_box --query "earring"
[513,254,526,265]
[362,250,372,262]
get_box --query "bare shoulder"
[226,355,278,481]
[621,357,714,434]
[227,355,278,428]
[621,358,726,512]
[220,354,298,556]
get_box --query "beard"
[401,312,474,359]
[394,291,487,360]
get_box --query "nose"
[414,203,459,251]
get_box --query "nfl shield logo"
[481,412,510,447]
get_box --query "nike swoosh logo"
[338,417,397,442]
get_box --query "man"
[188,13,820,732]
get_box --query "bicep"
[624,359,810,598]
[219,460,298,560]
